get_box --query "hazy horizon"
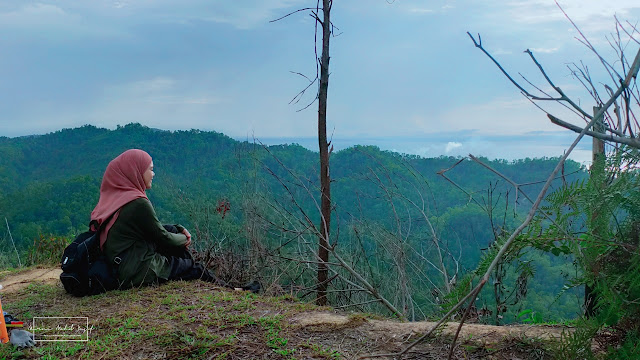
[2,123,593,165]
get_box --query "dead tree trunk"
[316,0,332,306]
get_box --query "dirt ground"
[291,311,564,358]
[0,267,565,359]
[0,267,61,293]
[294,312,567,343]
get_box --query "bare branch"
[623,46,640,86]
[466,32,564,102]
[269,7,321,23]
[437,157,486,210]
[620,19,640,45]
[556,1,622,85]
[549,114,640,148]
[524,49,592,118]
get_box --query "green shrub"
[27,234,68,266]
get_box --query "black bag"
[60,219,119,297]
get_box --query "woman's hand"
[182,228,192,247]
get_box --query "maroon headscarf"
[91,149,152,249]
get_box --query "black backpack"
[60,219,119,297]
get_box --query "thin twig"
[269,7,320,23]
[448,284,484,360]
[5,218,22,268]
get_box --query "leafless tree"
[272,0,335,306]
[362,5,640,359]
[315,0,333,307]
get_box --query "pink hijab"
[91,149,152,249]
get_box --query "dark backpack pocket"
[60,230,119,297]
[87,257,119,295]
[60,272,89,297]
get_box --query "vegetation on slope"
[0,124,586,324]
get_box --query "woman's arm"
[165,224,192,247]
[134,199,188,247]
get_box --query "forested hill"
[0,123,588,322]
[0,123,585,248]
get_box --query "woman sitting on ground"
[90,149,256,291]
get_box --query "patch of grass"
[259,315,298,358]
[64,343,84,356]
[223,313,257,328]
[548,325,597,360]
[153,327,237,359]
[0,346,22,360]
[262,293,318,312]
[209,291,236,302]
[230,294,257,311]
[275,294,299,302]
[4,283,62,319]
[302,341,343,359]
[0,276,355,359]
[123,317,141,329]
[160,293,182,306]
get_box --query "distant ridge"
[0,122,585,247]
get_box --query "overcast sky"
[1,1,639,164]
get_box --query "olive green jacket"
[103,198,188,288]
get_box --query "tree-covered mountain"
[0,123,587,322]
[0,123,583,241]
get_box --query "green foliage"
[27,234,68,266]
[0,124,587,321]
[522,147,640,355]
[516,309,543,324]
[548,320,598,360]
[440,274,473,315]
[607,330,640,359]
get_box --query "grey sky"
[0,0,638,164]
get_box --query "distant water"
[244,132,593,165]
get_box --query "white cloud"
[445,141,462,153]
[492,48,514,55]
[497,0,638,23]
[530,47,559,54]
[430,97,568,136]
[98,76,233,107]
[486,0,640,36]
[0,3,74,26]
[464,0,640,54]
[145,96,224,105]
[125,0,310,29]
[125,77,175,95]
[0,0,311,30]
[409,8,434,14]
[0,2,130,39]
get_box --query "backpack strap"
[89,220,99,232]
[89,212,117,233]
